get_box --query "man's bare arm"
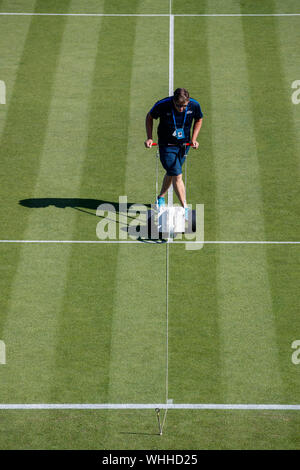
[145,112,154,147]
[190,118,202,149]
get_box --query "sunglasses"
[174,102,189,108]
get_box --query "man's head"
[173,88,190,112]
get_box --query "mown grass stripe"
[0,2,85,404]
[106,13,168,406]
[276,19,300,176]
[172,0,300,15]
[0,5,35,135]
[60,5,142,421]
[274,9,300,407]
[207,9,283,405]
[241,6,300,443]
[171,14,222,404]
[0,1,71,344]
[241,6,300,437]
[0,3,36,339]
[0,12,71,240]
[72,8,140,411]
[39,14,104,405]
[241,19,300,243]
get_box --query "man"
[144,88,203,214]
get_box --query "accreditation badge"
[175,128,185,140]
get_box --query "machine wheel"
[185,209,196,234]
[191,209,196,233]
[147,209,161,239]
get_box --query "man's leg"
[172,174,186,207]
[158,173,172,198]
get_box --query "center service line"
[162,241,170,432]
[160,0,173,435]
[167,9,174,211]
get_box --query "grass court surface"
[0,0,300,449]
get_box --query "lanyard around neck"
[172,104,188,130]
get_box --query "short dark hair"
[173,88,190,104]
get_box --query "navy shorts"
[159,145,190,176]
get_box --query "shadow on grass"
[18,198,166,243]
[19,197,151,216]
[119,431,160,437]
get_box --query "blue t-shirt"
[149,96,203,145]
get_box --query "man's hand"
[144,139,154,148]
[191,118,202,149]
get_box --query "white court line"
[0,13,170,16]
[0,13,300,17]
[183,241,300,244]
[0,240,299,244]
[167,10,174,211]
[162,242,170,432]
[160,0,173,434]
[165,243,169,404]
[0,240,154,244]
[0,403,300,410]
[175,13,300,17]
